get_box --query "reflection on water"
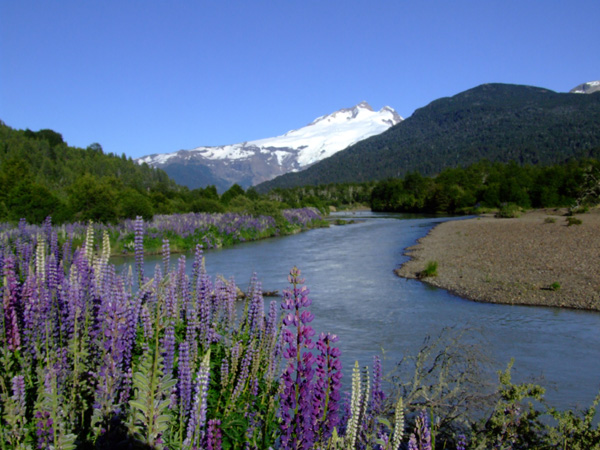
[114,211,600,410]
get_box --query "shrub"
[418,260,438,278]
[549,282,561,291]
[495,203,521,218]
[544,217,557,224]
[567,216,583,226]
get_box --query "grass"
[418,260,438,279]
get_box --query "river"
[116,211,600,412]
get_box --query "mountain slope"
[570,80,600,94]
[137,102,402,192]
[256,83,600,192]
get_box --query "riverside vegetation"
[1,216,599,449]
[2,122,600,448]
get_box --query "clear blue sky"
[1,1,598,159]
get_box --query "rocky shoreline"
[396,209,600,311]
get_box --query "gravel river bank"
[396,209,600,311]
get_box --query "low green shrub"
[544,217,557,224]
[549,281,561,291]
[567,217,583,226]
[495,203,521,218]
[418,260,438,278]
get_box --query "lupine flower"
[408,433,419,450]
[456,433,467,450]
[206,419,223,450]
[386,396,403,450]
[346,361,363,449]
[162,238,170,274]
[231,347,254,402]
[2,253,22,351]
[186,350,211,448]
[178,341,193,416]
[312,332,342,443]
[279,267,317,450]
[162,323,176,375]
[11,375,26,416]
[35,410,54,449]
[413,410,432,450]
[372,355,385,416]
[134,216,144,285]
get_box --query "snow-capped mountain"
[570,80,600,94]
[137,102,402,192]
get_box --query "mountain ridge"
[256,83,600,192]
[137,102,402,192]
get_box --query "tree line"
[370,159,600,214]
[0,122,290,224]
[263,157,600,214]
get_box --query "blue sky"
[1,1,598,159]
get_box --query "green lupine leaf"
[129,400,149,416]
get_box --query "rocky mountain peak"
[570,80,600,94]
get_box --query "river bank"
[396,209,600,311]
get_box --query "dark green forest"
[0,122,275,224]
[370,159,600,214]
[265,158,600,215]
[257,84,600,191]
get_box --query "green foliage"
[220,183,245,205]
[0,122,187,223]
[128,352,177,446]
[495,203,521,218]
[473,360,548,449]
[549,282,561,291]
[544,217,556,224]
[368,158,600,215]
[567,216,583,226]
[418,261,438,278]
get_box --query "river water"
[116,211,600,411]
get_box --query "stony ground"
[396,209,600,311]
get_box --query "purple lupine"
[162,238,170,275]
[456,434,467,450]
[246,276,265,338]
[191,244,203,286]
[279,266,317,450]
[372,355,385,416]
[35,410,54,449]
[206,419,222,450]
[196,268,212,348]
[408,434,419,450]
[162,323,176,375]
[178,341,193,417]
[263,300,280,381]
[231,346,254,402]
[11,375,26,416]
[185,350,211,448]
[134,216,144,285]
[2,253,22,351]
[220,358,230,388]
[413,410,432,450]
[312,332,342,443]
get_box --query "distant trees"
[370,159,600,214]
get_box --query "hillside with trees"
[256,83,600,191]
[0,122,213,223]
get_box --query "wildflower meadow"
[1,215,599,449]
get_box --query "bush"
[418,260,438,278]
[567,217,583,226]
[495,203,521,218]
[549,281,561,291]
[544,217,557,224]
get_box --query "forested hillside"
[0,122,188,223]
[256,83,600,191]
